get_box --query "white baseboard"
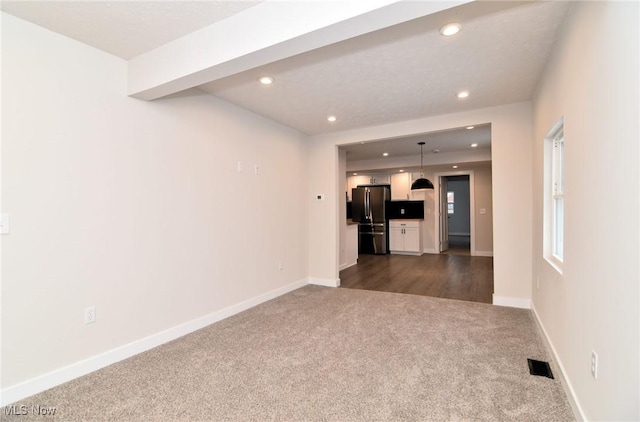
[492,295,531,309]
[474,250,493,257]
[422,248,492,257]
[339,261,357,271]
[308,277,341,287]
[531,304,585,421]
[390,251,422,256]
[0,278,309,407]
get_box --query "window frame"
[447,191,455,214]
[544,118,565,273]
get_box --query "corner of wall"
[531,304,586,421]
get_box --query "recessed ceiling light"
[452,165,459,169]
[440,23,461,36]
[258,76,274,85]
[470,143,478,148]
[399,169,404,173]
[383,152,389,157]
[327,115,337,122]
[432,149,440,154]
[353,172,358,175]
[457,91,470,99]
[466,126,474,130]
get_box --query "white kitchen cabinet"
[367,173,390,185]
[391,172,411,200]
[389,220,423,255]
[347,174,391,200]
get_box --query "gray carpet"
[2,286,574,421]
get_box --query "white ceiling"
[200,1,569,135]
[0,1,263,59]
[1,0,570,161]
[342,124,491,162]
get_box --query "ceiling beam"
[346,149,492,173]
[127,0,471,100]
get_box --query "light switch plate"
[0,213,9,235]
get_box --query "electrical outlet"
[278,261,284,271]
[591,350,598,379]
[84,306,96,325]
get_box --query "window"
[544,119,564,271]
[447,191,455,214]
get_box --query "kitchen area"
[341,171,428,269]
[337,131,495,303]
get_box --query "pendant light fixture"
[411,142,434,190]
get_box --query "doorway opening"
[442,175,471,256]
[436,171,475,256]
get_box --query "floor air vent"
[527,358,554,379]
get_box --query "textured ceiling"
[200,1,569,135]
[0,1,262,59]
[1,0,570,161]
[342,124,491,163]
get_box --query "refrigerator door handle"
[365,189,370,221]
[364,189,367,220]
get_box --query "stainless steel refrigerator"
[351,185,390,254]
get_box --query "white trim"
[339,261,357,271]
[531,305,585,421]
[0,278,309,407]
[543,118,565,273]
[474,250,494,257]
[434,171,476,256]
[423,248,438,254]
[545,254,563,275]
[308,277,341,287]
[390,251,422,256]
[492,295,531,309]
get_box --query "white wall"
[531,2,639,420]
[1,13,309,395]
[307,140,340,286]
[308,102,533,307]
[338,149,347,269]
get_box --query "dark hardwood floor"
[447,235,471,256]
[339,251,493,304]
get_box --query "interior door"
[439,176,449,252]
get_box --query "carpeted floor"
[1,285,574,421]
